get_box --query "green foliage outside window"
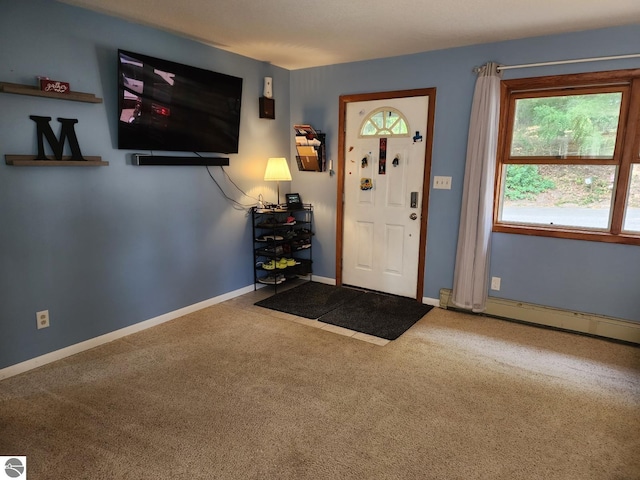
[511,93,622,158]
[504,165,555,200]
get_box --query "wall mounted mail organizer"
[294,124,326,172]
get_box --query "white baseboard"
[311,275,336,285]
[423,296,440,307]
[439,289,640,344]
[0,284,256,381]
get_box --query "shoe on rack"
[263,260,276,270]
[276,258,288,269]
[286,258,297,266]
[257,217,281,228]
[292,238,311,249]
[295,228,313,238]
[283,216,296,226]
[256,234,283,241]
[263,245,284,255]
[258,274,285,285]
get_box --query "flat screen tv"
[117,49,243,154]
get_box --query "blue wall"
[1,2,638,371]
[289,25,640,322]
[0,0,290,369]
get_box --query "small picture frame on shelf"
[286,193,303,210]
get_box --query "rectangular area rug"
[255,282,434,340]
[254,281,365,319]
[318,292,434,340]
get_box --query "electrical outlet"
[433,176,452,190]
[491,277,501,291]
[36,310,50,329]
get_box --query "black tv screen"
[117,50,243,153]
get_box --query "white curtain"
[451,62,502,313]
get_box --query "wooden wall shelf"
[6,155,108,166]
[0,82,103,103]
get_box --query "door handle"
[410,213,418,220]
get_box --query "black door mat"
[318,291,434,340]
[255,282,434,340]
[255,281,365,319]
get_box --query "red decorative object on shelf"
[39,79,70,94]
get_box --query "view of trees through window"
[505,91,631,210]
[510,92,621,158]
[495,70,640,242]
[502,163,623,230]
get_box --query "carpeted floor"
[1,289,639,479]
[255,282,433,339]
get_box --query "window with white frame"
[494,69,640,245]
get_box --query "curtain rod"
[473,53,640,73]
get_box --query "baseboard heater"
[134,154,230,166]
[439,289,639,345]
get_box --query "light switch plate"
[433,176,452,189]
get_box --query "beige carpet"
[1,289,639,480]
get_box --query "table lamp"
[264,157,292,206]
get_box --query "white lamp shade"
[264,157,292,181]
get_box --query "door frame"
[336,88,436,300]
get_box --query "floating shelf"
[5,155,108,166]
[0,82,103,103]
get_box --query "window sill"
[493,224,640,246]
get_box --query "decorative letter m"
[29,116,85,161]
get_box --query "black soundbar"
[134,154,230,166]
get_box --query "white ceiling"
[59,0,640,70]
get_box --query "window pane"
[391,118,408,135]
[510,93,622,158]
[622,164,640,232]
[385,111,399,129]
[371,112,384,129]
[500,164,616,229]
[360,108,409,137]
[362,120,378,136]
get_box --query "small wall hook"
[392,155,399,167]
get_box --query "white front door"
[342,96,429,298]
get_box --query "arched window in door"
[359,107,410,137]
